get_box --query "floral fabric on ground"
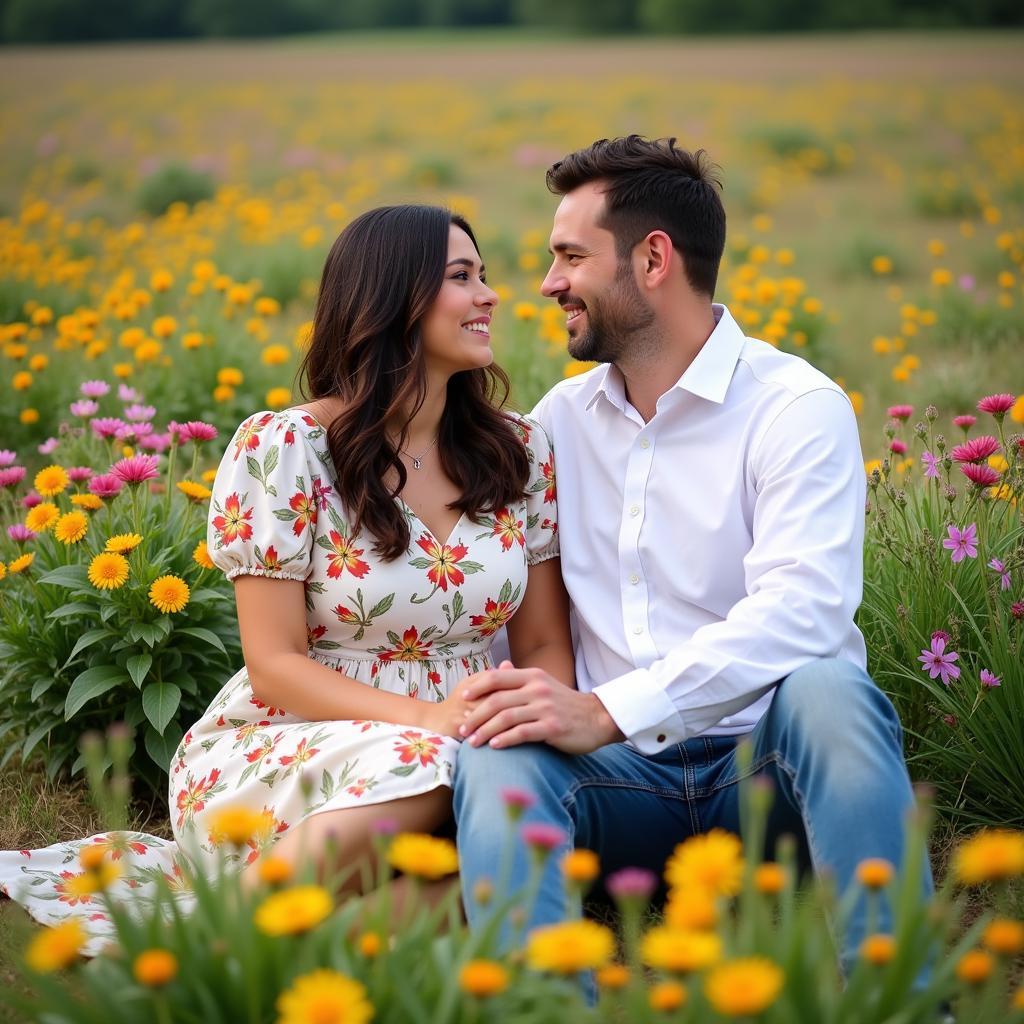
[0,408,557,951]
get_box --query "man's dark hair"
[546,135,726,297]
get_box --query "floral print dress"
[0,408,558,951]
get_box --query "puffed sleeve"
[514,414,559,566]
[207,410,325,581]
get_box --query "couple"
[2,136,928,969]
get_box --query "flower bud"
[925,404,938,422]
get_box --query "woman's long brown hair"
[298,205,530,560]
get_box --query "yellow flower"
[9,552,35,573]
[255,886,333,937]
[387,833,458,880]
[641,926,722,973]
[514,302,538,321]
[193,540,216,570]
[88,552,130,590]
[754,863,787,895]
[0,562,6,581]
[208,806,272,847]
[70,494,103,512]
[25,920,86,973]
[927,239,946,257]
[860,934,896,965]
[182,331,204,350]
[562,848,600,883]
[34,465,69,497]
[266,387,292,410]
[982,918,1024,956]
[563,360,597,378]
[151,315,178,339]
[217,367,244,386]
[704,957,785,1017]
[255,296,281,317]
[1010,395,1024,425]
[856,858,894,889]
[257,856,293,887]
[459,959,509,998]
[526,919,614,974]
[596,964,630,990]
[357,931,382,958]
[135,340,163,363]
[53,511,89,545]
[133,948,178,987]
[665,829,743,897]
[663,884,718,930]
[261,344,291,367]
[649,981,688,1012]
[177,480,213,503]
[148,575,190,614]
[106,532,143,554]
[150,269,174,292]
[276,969,373,1024]
[871,255,893,275]
[20,408,40,425]
[931,268,953,287]
[847,391,864,416]
[213,384,236,403]
[956,950,994,985]
[25,502,59,533]
[952,829,1024,886]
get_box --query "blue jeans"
[453,657,932,974]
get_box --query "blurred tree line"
[1,0,1020,43]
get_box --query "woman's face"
[419,225,499,376]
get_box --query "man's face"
[541,182,655,364]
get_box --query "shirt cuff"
[592,669,685,754]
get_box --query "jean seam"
[563,777,691,804]
[697,753,776,798]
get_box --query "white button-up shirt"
[531,303,868,754]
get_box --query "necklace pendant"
[412,458,422,470]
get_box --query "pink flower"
[977,393,1015,418]
[115,422,152,441]
[37,438,59,456]
[988,558,1011,590]
[370,817,400,837]
[67,466,93,483]
[88,473,123,498]
[952,414,976,432]
[138,433,172,453]
[90,417,126,439]
[22,492,41,508]
[961,463,1001,489]
[70,399,99,417]
[0,466,27,488]
[181,420,219,443]
[918,635,960,685]
[979,670,1001,688]
[889,439,907,455]
[921,451,940,478]
[521,823,567,853]
[1012,602,1024,620]
[931,630,950,644]
[118,384,141,402]
[0,450,17,466]
[111,454,160,485]
[950,435,1000,463]
[887,405,914,421]
[942,523,977,563]
[501,787,536,820]
[79,379,110,398]
[7,524,35,543]
[123,403,156,422]
[606,867,658,901]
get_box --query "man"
[453,135,930,971]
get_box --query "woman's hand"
[418,681,482,739]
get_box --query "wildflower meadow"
[1,27,1023,1024]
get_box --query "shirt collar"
[585,303,745,413]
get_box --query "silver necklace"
[400,435,438,470]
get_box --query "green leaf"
[38,565,90,589]
[65,665,128,719]
[62,627,112,669]
[22,719,56,759]
[178,626,227,655]
[144,722,183,772]
[389,764,418,777]
[141,682,181,733]
[30,676,57,701]
[100,602,120,623]
[47,602,96,622]
[127,653,153,689]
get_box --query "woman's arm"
[504,557,576,688]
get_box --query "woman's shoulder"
[501,410,553,457]
[224,408,333,472]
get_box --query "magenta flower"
[7,524,35,543]
[952,414,976,432]
[979,670,1001,688]
[138,433,172,453]
[111,454,160,485]
[67,466,93,483]
[988,558,1011,590]
[37,438,59,456]
[958,274,975,291]
[918,635,960,685]
[521,823,567,853]
[22,492,41,508]
[501,787,536,823]
[977,393,1015,419]
[370,816,400,837]
[1012,602,1024,620]
[921,451,940,479]
[118,384,141,402]
[931,630,950,644]
[889,439,907,455]
[181,420,219,443]
[79,379,110,398]
[887,405,914,421]
[950,435,1000,463]
[606,867,658,902]
[124,403,156,422]
[961,463,1001,489]
[0,466,27,488]
[88,473,123,498]
[70,399,99,417]
[942,523,977,563]
[90,417,126,439]
[115,421,152,442]
[0,449,17,466]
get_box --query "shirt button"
[640,438,650,449]
[656,733,666,743]
[629,573,640,584]
[632,625,643,635]
[629,504,640,516]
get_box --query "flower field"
[0,28,1023,1023]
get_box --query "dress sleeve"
[515,414,559,566]
[207,410,325,582]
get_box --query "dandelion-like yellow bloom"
[8,552,34,574]
[34,465,69,497]
[956,950,994,985]
[982,918,1024,956]
[133,948,179,987]
[526,919,614,974]
[25,920,86,973]
[20,408,39,424]
[25,502,60,533]
[514,301,538,321]
[704,957,785,1017]
[641,926,722,974]
[276,969,373,1024]
[257,856,293,887]
[177,480,212,502]
[871,255,893,275]
[217,366,244,386]
[856,858,894,889]
[860,934,896,965]
[148,575,190,614]
[255,885,333,937]
[70,494,104,511]
[664,884,719,930]
[754,863,787,895]
[562,848,600,883]
[207,806,272,847]
[151,315,178,339]
[53,511,89,545]
[266,387,292,410]
[665,828,743,897]
[0,562,6,580]
[649,981,688,1012]
[261,344,290,366]
[88,553,130,590]
[193,540,216,570]
[952,829,1024,886]
[387,833,458,880]
[357,931,382,958]
[106,533,143,554]
[596,964,630,990]
[458,959,509,998]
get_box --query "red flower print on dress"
[311,476,332,511]
[90,834,147,860]
[414,533,469,591]
[174,768,223,829]
[333,604,359,625]
[211,492,254,546]
[55,870,94,906]
[471,597,517,637]
[243,809,289,864]
[540,456,556,504]
[250,696,287,716]
[490,508,525,551]
[279,736,321,769]
[376,626,433,663]
[232,412,274,461]
[307,624,327,646]
[346,778,376,798]
[321,530,370,579]
[393,730,443,767]
[260,545,282,572]
[287,490,317,536]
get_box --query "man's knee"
[453,740,563,809]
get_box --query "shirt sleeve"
[514,414,559,566]
[592,388,866,753]
[207,410,324,582]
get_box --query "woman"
[0,205,572,944]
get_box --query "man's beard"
[566,262,656,364]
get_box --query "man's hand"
[457,661,624,753]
